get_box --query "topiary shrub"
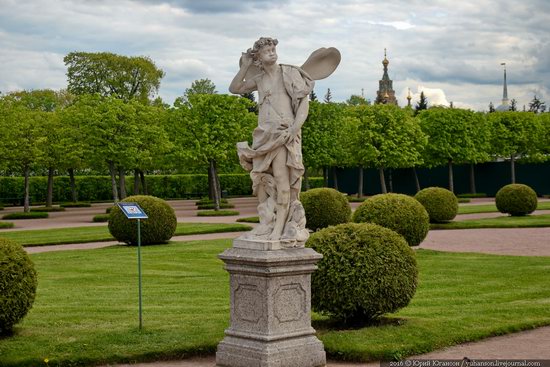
[0,238,38,334]
[30,206,66,212]
[414,187,458,223]
[300,188,351,231]
[108,195,177,245]
[352,193,429,246]
[2,212,49,220]
[307,222,418,322]
[495,184,538,216]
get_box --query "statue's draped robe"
[237,65,314,242]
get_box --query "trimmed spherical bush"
[300,188,351,231]
[495,184,537,216]
[0,238,38,334]
[352,193,429,246]
[108,195,177,245]
[414,187,458,223]
[307,222,418,322]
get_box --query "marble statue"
[229,37,340,245]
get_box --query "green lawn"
[431,214,550,230]
[1,241,549,366]
[0,223,252,247]
[458,201,550,214]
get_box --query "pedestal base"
[216,246,326,367]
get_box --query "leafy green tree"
[66,95,142,201]
[487,111,543,183]
[0,96,47,212]
[11,89,76,206]
[185,78,217,97]
[346,94,370,106]
[309,90,317,102]
[415,91,428,114]
[351,104,426,193]
[302,102,347,187]
[170,93,256,208]
[241,92,258,113]
[129,104,172,195]
[64,52,164,103]
[528,95,547,114]
[324,88,332,103]
[418,107,488,193]
[509,98,518,111]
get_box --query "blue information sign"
[118,202,148,219]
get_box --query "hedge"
[0,174,325,204]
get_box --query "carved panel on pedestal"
[234,284,263,323]
[273,283,306,323]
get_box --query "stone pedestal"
[216,240,326,367]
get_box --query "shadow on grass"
[313,315,408,331]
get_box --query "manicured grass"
[195,198,229,205]
[0,223,252,247]
[92,214,110,222]
[196,203,235,210]
[197,210,239,216]
[458,201,550,215]
[431,214,550,230]
[0,221,14,229]
[457,193,487,198]
[2,212,49,220]
[236,216,260,223]
[1,244,549,366]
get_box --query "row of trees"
[302,103,550,195]
[1,51,549,211]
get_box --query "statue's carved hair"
[248,37,278,68]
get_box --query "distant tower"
[406,88,412,107]
[496,63,510,111]
[375,49,398,105]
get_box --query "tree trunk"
[303,167,310,191]
[510,155,516,184]
[214,160,222,200]
[68,168,78,202]
[208,165,215,200]
[413,167,421,193]
[388,168,394,193]
[209,159,220,210]
[108,161,119,202]
[133,169,140,195]
[448,159,454,193]
[23,165,30,213]
[358,166,364,197]
[118,167,127,199]
[140,170,148,195]
[469,163,477,194]
[378,167,387,194]
[323,167,328,187]
[46,167,54,207]
[333,167,339,191]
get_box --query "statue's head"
[249,37,278,69]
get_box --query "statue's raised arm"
[230,37,340,246]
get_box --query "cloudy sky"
[1,0,549,111]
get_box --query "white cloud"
[0,0,548,110]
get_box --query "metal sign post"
[117,202,148,330]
